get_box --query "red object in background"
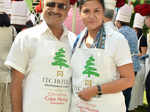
[116,0,125,8]
[70,0,78,5]
[134,4,150,16]
[35,0,78,13]
[64,8,85,35]
[35,0,43,13]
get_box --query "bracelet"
[97,85,102,96]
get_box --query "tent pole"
[72,3,77,33]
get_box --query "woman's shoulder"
[107,30,126,41]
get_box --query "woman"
[70,0,134,112]
[115,4,140,112]
[129,13,147,111]
[0,12,16,112]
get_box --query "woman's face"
[115,20,121,29]
[79,0,104,31]
[133,28,138,34]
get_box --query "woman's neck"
[85,28,99,47]
[87,28,99,39]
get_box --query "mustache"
[47,11,62,17]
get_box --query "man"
[134,4,150,111]
[5,0,76,112]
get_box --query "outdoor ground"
[131,91,149,112]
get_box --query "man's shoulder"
[17,24,42,39]
[22,24,42,35]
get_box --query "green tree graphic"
[82,56,100,78]
[51,48,69,69]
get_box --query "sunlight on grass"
[143,91,148,104]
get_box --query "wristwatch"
[97,85,102,96]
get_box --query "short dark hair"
[0,12,10,27]
[26,20,33,28]
[79,0,105,10]
[104,9,114,19]
[134,28,143,38]
[118,20,130,26]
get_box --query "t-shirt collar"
[39,20,69,39]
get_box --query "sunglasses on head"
[46,2,68,10]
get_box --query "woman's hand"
[78,86,98,101]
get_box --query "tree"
[83,56,100,78]
[51,48,69,69]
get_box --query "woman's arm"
[140,46,147,56]
[78,63,135,101]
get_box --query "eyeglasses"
[46,2,68,10]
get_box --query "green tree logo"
[82,56,100,78]
[51,48,69,69]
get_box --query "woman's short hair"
[117,20,130,26]
[79,0,105,10]
[134,28,143,38]
[0,12,10,27]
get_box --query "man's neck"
[48,24,64,40]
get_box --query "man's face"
[43,0,70,27]
[145,16,150,28]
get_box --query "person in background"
[134,4,150,111]
[133,13,147,57]
[11,0,30,33]
[4,0,76,112]
[22,20,34,31]
[129,13,147,111]
[70,0,134,112]
[0,12,17,112]
[145,13,150,112]
[115,4,140,112]
[103,0,117,30]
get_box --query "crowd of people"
[0,0,150,112]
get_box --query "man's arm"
[11,68,24,112]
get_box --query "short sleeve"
[114,34,132,66]
[5,31,30,74]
